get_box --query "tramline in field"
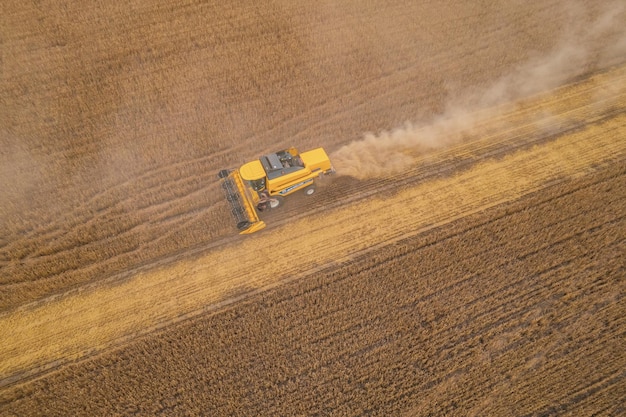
[218,147,335,234]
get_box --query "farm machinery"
[218,147,334,234]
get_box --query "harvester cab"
[218,147,334,234]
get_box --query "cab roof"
[239,160,265,181]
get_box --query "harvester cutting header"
[218,147,334,234]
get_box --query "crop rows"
[3,0,622,312]
[2,0,625,415]
[2,160,623,417]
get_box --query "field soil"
[1,0,625,416]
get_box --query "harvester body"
[219,147,334,234]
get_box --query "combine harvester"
[218,147,334,234]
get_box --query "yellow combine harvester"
[218,147,334,234]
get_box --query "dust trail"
[332,2,626,179]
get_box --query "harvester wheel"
[269,196,284,209]
[304,185,316,196]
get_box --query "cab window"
[249,178,266,191]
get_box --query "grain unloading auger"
[218,147,334,234]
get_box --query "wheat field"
[1,0,625,415]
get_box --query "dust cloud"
[331,1,626,179]
[0,136,45,234]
